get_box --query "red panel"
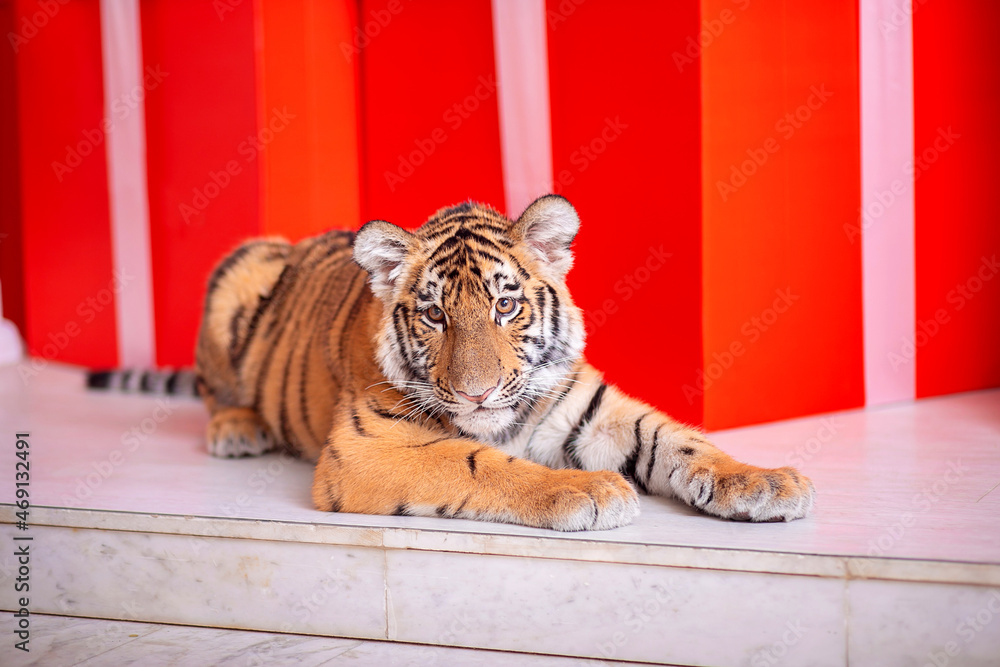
[547,1,703,426]
[360,0,505,227]
[141,1,261,366]
[258,0,362,240]
[913,1,1000,397]
[701,1,864,429]
[0,0,25,337]
[15,0,117,367]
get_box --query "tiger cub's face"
[354,195,586,440]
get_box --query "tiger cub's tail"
[85,368,200,398]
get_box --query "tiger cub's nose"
[454,382,498,404]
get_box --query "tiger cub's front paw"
[537,470,640,532]
[679,463,815,522]
[206,407,276,458]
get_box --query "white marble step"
[1,614,639,667]
[1,364,999,666]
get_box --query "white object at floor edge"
[0,280,24,365]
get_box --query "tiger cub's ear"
[512,195,580,279]
[354,220,416,300]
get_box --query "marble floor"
[0,614,638,666]
[1,363,997,566]
[1,363,999,666]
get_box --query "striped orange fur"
[195,196,814,530]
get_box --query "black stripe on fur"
[561,383,608,469]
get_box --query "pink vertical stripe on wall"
[99,0,156,367]
[859,0,915,405]
[491,0,553,217]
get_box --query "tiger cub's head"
[353,195,586,440]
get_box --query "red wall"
[141,1,262,367]
[15,0,118,367]
[4,0,999,430]
[700,0,864,429]
[913,0,1000,398]
[0,0,25,337]
[360,0,505,228]
[547,0,704,426]
[257,0,362,240]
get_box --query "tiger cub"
[196,195,814,530]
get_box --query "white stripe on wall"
[99,0,156,367]
[491,0,554,218]
[860,0,916,405]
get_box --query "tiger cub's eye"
[426,306,446,323]
[496,297,516,315]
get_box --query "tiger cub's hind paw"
[206,407,276,458]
